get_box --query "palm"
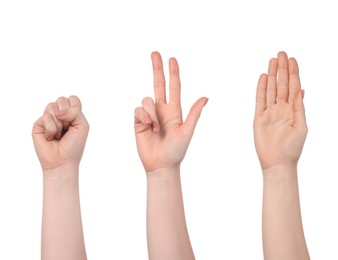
[136,103,189,171]
[254,102,305,169]
[254,52,307,170]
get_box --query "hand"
[254,51,307,170]
[134,52,208,173]
[32,96,89,173]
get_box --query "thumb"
[55,107,89,132]
[293,90,307,130]
[182,97,208,136]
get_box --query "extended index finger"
[151,52,167,104]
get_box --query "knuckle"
[44,102,56,113]
[134,107,142,115]
[69,95,80,103]
[56,96,68,103]
[68,95,82,108]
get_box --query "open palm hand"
[254,52,307,170]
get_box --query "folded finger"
[68,95,82,108]
[56,96,71,110]
[55,96,71,129]
[134,107,152,125]
[54,106,89,131]
[142,97,160,132]
[41,113,58,141]
[44,102,63,140]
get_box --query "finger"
[255,73,268,113]
[183,97,208,137]
[266,58,278,106]
[32,116,44,135]
[56,96,71,110]
[55,96,71,129]
[151,51,167,104]
[134,107,152,125]
[55,95,88,131]
[276,51,289,103]
[55,106,89,132]
[142,97,160,132]
[41,112,58,141]
[169,57,181,106]
[288,58,301,103]
[44,102,63,140]
[134,107,158,133]
[293,90,307,131]
[68,95,82,109]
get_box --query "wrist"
[146,167,181,181]
[262,164,297,175]
[43,164,80,178]
[263,165,298,185]
[43,166,80,195]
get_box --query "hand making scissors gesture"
[135,51,208,173]
[134,52,207,260]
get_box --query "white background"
[0,0,337,259]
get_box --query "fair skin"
[134,51,208,260]
[254,51,310,260]
[32,96,89,260]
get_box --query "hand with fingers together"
[32,96,88,260]
[254,52,310,260]
[134,51,207,260]
[254,51,307,170]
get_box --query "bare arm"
[42,167,86,260]
[33,96,89,260]
[262,166,308,260]
[134,52,207,260]
[254,52,310,260]
[146,168,193,260]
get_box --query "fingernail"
[153,122,160,132]
[47,136,54,141]
[55,110,68,117]
[203,97,209,106]
[144,116,152,125]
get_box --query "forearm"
[262,166,309,260]
[42,166,87,260]
[146,167,194,260]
